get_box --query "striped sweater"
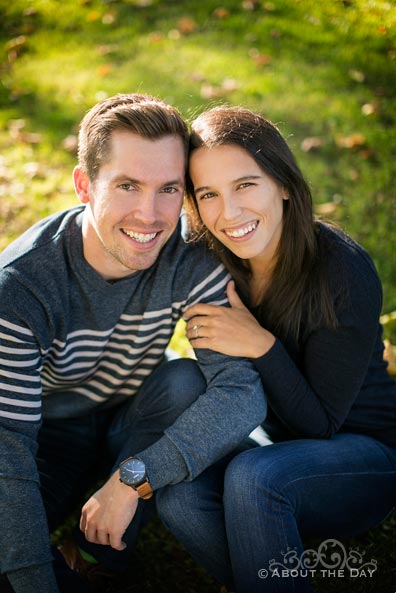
[0,206,265,582]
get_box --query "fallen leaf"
[361,101,379,116]
[86,10,102,21]
[349,69,365,82]
[335,133,366,149]
[96,44,119,56]
[168,29,181,40]
[248,48,272,65]
[301,137,324,152]
[147,31,164,43]
[315,202,339,216]
[102,12,117,25]
[252,53,272,66]
[5,36,27,51]
[200,84,223,99]
[177,17,197,34]
[96,64,112,77]
[384,340,396,375]
[213,7,230,18]
[221,78,239,91]
[359,148,375,160]
[62,135,78,153]
[242,0,259,10]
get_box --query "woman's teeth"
[225,222,257,238]
[123,230,158,243]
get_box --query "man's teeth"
[123,230,158,243]
[225,222,257,238]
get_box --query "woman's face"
[189,143,288,269]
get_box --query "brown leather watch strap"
[136,481,153,500]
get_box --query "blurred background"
[1,1,395,591]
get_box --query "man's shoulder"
[0,206,83,271]
[162,217,221,272]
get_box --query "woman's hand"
[185,280,275,359]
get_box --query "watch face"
[120,458,146,487]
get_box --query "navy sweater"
[253,224,396,447]
[0,206,266,592]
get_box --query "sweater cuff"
[136,434,189,491]
[7,562,59,593]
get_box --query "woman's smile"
[223,220,259,240]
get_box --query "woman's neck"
[249,258,275,306]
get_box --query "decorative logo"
[258,539,377,580]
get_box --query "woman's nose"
[222,195,242,221]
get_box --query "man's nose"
[134,192,158,225]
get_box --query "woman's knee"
[224,446,291,503]
[156,483,198,531]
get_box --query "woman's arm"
[186,265,383,439]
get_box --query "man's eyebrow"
[162,178,185,186]
[113,175,184,186]
[195,175,262,194]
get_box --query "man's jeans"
[157,433,396,593]
[37,358,206,573]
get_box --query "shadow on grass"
[53,510,396,593]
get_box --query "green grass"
[1,1,396,591]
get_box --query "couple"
[0,93,395,593]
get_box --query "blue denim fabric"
[157,433,396,593]
[37,359,206,576]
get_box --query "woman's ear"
[73,166,90,204]
[282,188,290,201]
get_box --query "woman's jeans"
[157,432,396,593]
[36,358,206,573]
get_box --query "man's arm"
[81,257,267,549]
[0,305,59,592]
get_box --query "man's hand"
[80,469,139,551]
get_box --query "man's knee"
[144,359,206,415]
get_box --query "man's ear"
[73,166,91,204]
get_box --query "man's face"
[74,131,185,280]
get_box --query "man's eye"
[119,183,134,191]
[162,186,179,194]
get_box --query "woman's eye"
[238,182,253,190]
[199,192,216,200]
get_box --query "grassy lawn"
[1,1,396,591]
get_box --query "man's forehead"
[100,131,186,180]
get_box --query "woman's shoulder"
[317,221,382,310]
[318,222,378,278]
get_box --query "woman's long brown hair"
[185,106,338,343]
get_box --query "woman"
[156,106,396,593]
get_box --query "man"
[0,94,266,593]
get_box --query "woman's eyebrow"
[195,175,262,194]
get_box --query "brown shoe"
[59,540,116,592]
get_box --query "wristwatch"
[119,457,153,500]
